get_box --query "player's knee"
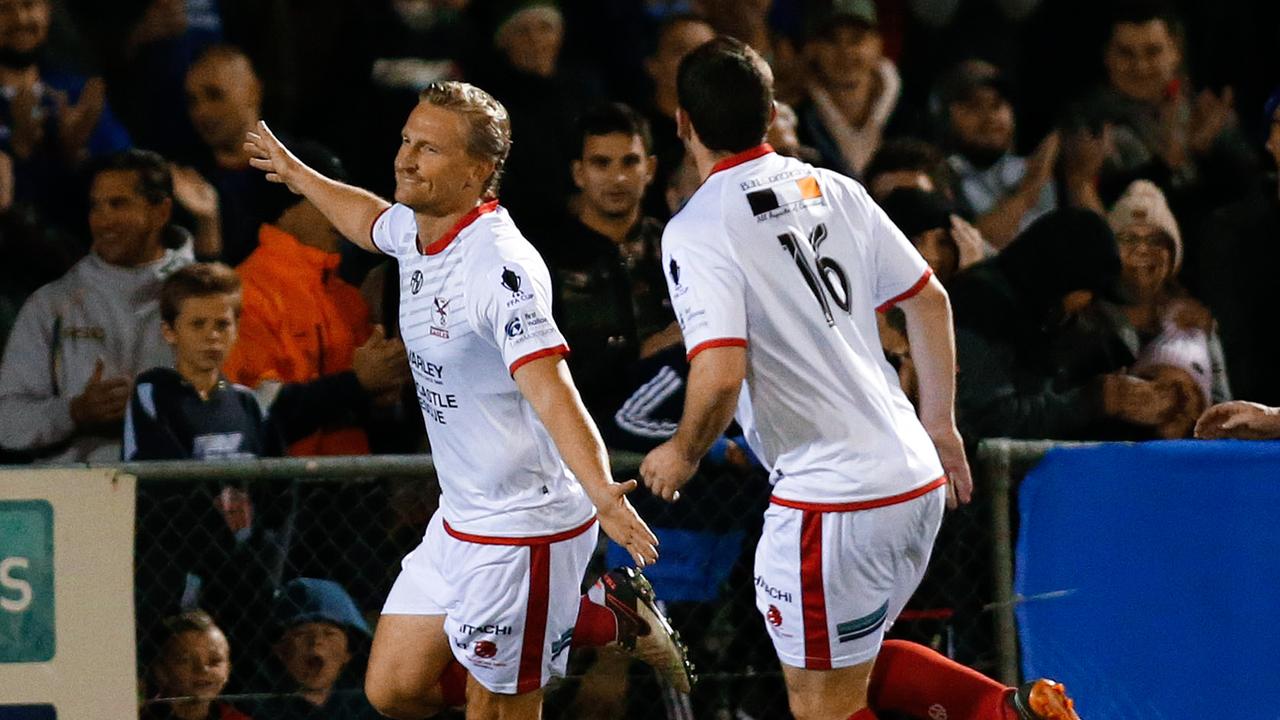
[364,674,442,720]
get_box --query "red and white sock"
[869,640,1016,720]
[847,708,879,719]
[570,581,619,649]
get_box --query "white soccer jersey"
[662,145,944,506]
[373,201,595,538]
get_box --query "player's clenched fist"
[639,439,698,503]
[588,479,660,567]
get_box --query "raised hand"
[171,165,220,220]
[245,120,306,192]
[55,78,106,162]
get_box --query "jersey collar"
[708,143,775,177]
[419,199,500,255]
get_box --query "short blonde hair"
[419,82,513,198]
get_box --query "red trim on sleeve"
[799,511,832,670]
[876,267,934,313]
[708,144,775,176]
[368,205,392,253]
[420,199,500,255]
[686,337,748,362]
[443,516,597,546]
[517,543,551,693]
[770,476,948,513]
[508,343,570,376]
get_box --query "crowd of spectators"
[0,0,1277,715]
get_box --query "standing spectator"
[477,0,602,241]
[544,102,675,420]
[0,0,131,227]
[934,60,1105,249]
[950,208,1178,441]
[66,0,225,159]
[1080,1,1258,231]
[1198,90,1280,407]
[182,44,270,265]
[222,142,409,456]
[796,1,900,177]
[0,149,189,462]
[879,187,988,287]
[639,13,714,219]
[249,578,377,720]
[141,610,252,720]
[1107,179,1228,437]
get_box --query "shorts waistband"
[442,514,598,546]
[769,476,947,513]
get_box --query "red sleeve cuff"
[876,268,933,313]
[369,205,392,254]
[687,337,748,362]
[509,344,570,376]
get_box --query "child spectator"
[142,610,252,720]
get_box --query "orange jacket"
[224,224,372,456]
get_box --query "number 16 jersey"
[662,145,944,506]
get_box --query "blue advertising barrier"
[1015,441,1280,720]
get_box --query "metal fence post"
[980,438,1020,686]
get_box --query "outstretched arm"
[244,121,390,253]
[514,355,660,567]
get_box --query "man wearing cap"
[796,0,900,178]
[934,59,1105,250]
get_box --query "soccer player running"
[245,82,692,720]
[640,38,1080,720]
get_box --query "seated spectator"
[639,13,714,219]
[222,142,410,456]
[141,610,251,720]
[1198,90,1280,406]
[1107,179,1229,438]
[249,578,376,719]
[796,1,900,177]
[950,208,1180,441]
[933,59,1105,249]
[182,45,272,265]
[1078,1,1258,221]
[862,137,954,202]
[544,102,675,420]
[0,0,131,228]
[1196,400,1280,440]
[0,149,190,462]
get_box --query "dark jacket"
[950,209,1133,441]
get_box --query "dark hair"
[650,12,712,56]
[1107,0,1182,40]
[258,140,347,223]
[160,262,242,325]
[864,138,953,189]
[87,149,173,206]
[419,81,512,198]
[677,36,774,153]
[574,102,653,158]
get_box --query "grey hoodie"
[0,248,191,462]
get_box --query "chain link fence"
[123,446,1023,719]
